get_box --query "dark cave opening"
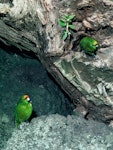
[0,41,73,124]
[0,41,74,148]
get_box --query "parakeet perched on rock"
[14,95,33,127]
[79,36,99,55]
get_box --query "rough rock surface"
[50,0,113,122]
[2,114,113,150]
[0,0,113,122]
[39,0,113,123]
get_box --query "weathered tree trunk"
[1,0,113,124]
[0,0,65,55]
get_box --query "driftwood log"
[1,0,113,123]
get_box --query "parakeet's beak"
[26,97,32,103]
[95,44,99,48]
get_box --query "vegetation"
[58,14,75,40]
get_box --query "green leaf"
[68,15,75,20]
[62,31,68,40]
[59,14,75,22]
[62,15,74,21]
[68,24,75,29]
[58,19,66,27]
[62,15,69,20]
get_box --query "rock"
[2,114,113,150]
[2,114,9,123]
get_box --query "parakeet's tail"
[15,121,20,128]
[15,118,21,128]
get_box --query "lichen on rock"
[2,114,113,150]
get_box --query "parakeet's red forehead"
[23,95,29,99]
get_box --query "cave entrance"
[0,42,73,148]
[0,42,73,123]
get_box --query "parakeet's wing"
[14,102,32,127]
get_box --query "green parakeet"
[79,37,99,55]
[14,95,33,127]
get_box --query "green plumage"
[79,37,99,55]
[14,95,33,127]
